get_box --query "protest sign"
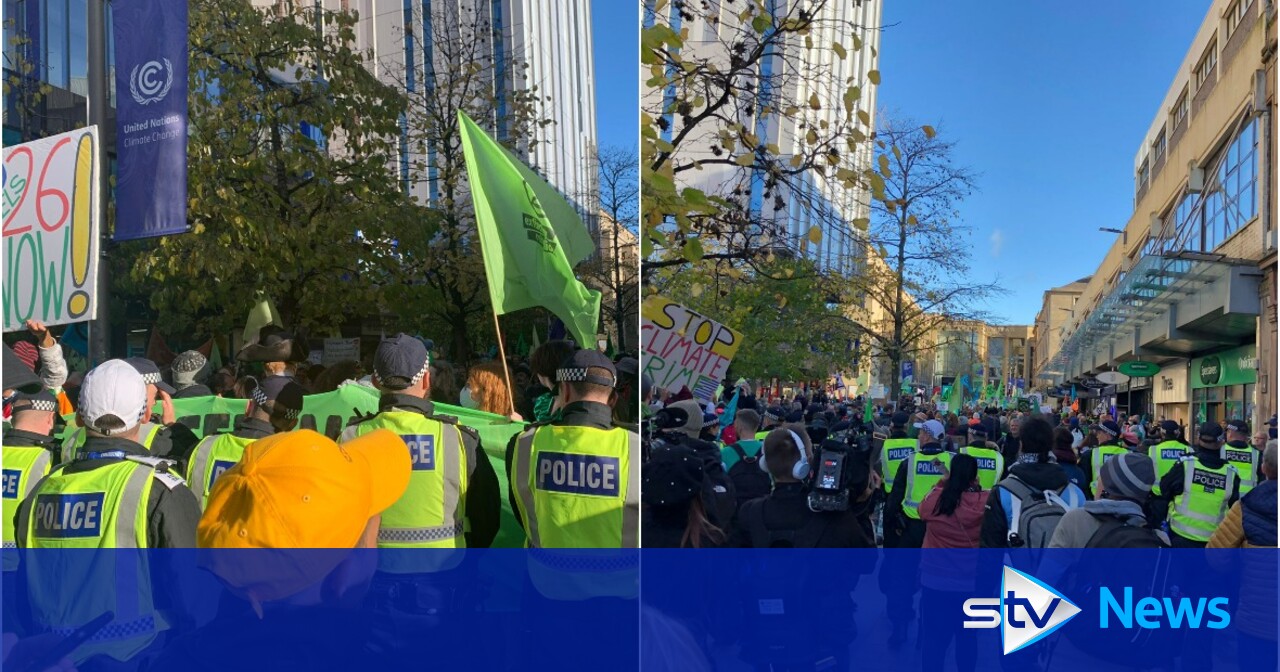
[640,295,742,402]
[322,337,360,366]
[3,127,101,331]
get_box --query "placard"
[322,337,360,366]
[2,127,101,331]
[640,295,742,402]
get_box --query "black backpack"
[1084,513,1168,549]
[727,443,773,507]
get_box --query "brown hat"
[237,325,309,363]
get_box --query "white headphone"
[759,429,811,480]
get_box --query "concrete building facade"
[1041,0,1276,431]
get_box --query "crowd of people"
[641,380,1277,669]
[2,320,642,671]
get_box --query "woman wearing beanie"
[1049,452,1163,548]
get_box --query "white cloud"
[990,229,1005,257]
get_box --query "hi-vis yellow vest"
[903,451,953,520]
[1168,457,1237,543]
[23,456,179,664]
[1148,440,1189,496]
[186,433,257,510]
[511,424,639,548]
[1089,443,1130,495]
[2,445,52,568]
[961,444,1004,491]
[881,438,917,492]
[341,410,470,573]
[61,423,162,465]
[1221,443,1259,496]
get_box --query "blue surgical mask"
[460,386,479,409]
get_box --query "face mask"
[460,386,479,409]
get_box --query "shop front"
[1154,362,1189,426]
[1190,344,1258,431]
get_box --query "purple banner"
[112,0,189,240]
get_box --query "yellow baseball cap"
[197,429,410,604]
[199,428,410,548]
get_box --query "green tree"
[123,0,410,336]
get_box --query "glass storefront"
[1190,344,1257,431]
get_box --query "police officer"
[1222,419,1260,495]
[961,423,1004,490]
[883,417,952,647]
[874,411,916,494]
[58,357,200,469]
[186,375,305,509]
[13,360,200,665]
[1150,422,1241,548]
[1081,420,1129,499]
[1148,420,1190,496]
[2,390,59,564]
[757,406,785,440]
[507,350,640,548]
[342,334,501,560]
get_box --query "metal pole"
[87,0,110,365]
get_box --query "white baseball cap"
[79,359,148,436]
[913,419,946,438]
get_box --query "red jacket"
[920,482,986,549]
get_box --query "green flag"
[948,380,964,412]
[531,324,542,351]
[457,111,601,348]
[210,338,223,370]
[242,295,282,346]
[863,395,873,423]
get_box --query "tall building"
[1031,277,1090,386]
[643,0,881,276]
[928,320,1034,395]
[1040,0,1275,428]
[259,0,598,213]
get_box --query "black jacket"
[731,483,873,548]
[642,504,724,549]
[145,417,201,475]
[680,434,737,530]
[3,428,59,451]
[229,416,276,441]
[365,394,501,548]
[980,461,1072,548]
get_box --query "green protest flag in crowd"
[948,380,964,411]
[457,110,601,348]
[243,294,283,344]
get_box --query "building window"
[1205,118,1259,250]
[1153,127,1166,161]
[1136,158,1150,191]
[1173,88,1189,128]
[1226,0,1247,36]
[1195,41,1217,90]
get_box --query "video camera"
[805,427,873,513]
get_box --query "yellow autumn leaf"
[808,93,821,110]
[807,226,823,245]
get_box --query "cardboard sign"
[640,295,742,402]
[322,337,360,366]
[3,127,101,331]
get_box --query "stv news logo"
[963,566,1233,656]
[963,566,1080,655]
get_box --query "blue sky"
[592,0,638,154]
[877,2,1211,324]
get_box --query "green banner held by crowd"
[457,110,601,348]
[58,384,531,548]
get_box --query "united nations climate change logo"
[129,59,174,106]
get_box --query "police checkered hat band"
[251,378,303,419]
[555,367,615,388]
[140,371,161,385]
[11,395,58,413]
[410,359,430,386]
